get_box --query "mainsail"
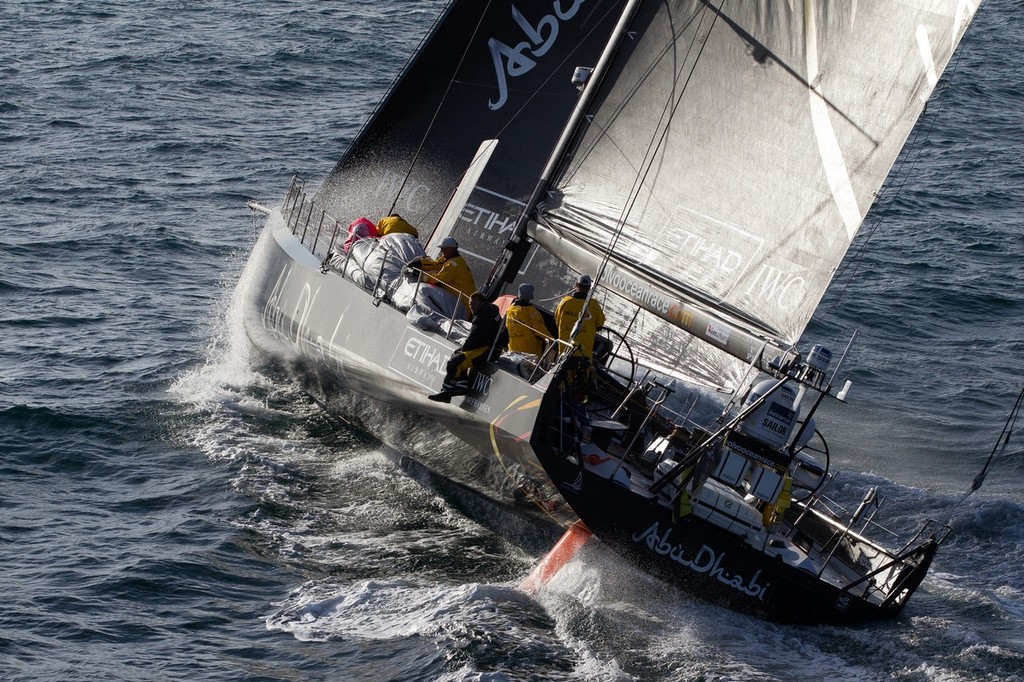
[312,0,629,299]
[533,0,977,381]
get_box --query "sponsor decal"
[460,201,518,237]
[742,264,807,310]
[456,198,522,254]
[374,170,433,214]
[606,265,672,315]
[262,264,324,359]
[705,320,731,346]
[460,373,494,414]
[676,231,748,276]
[389,329,448,388]
[666,303,693,328]
[725,440,781,469]
[665,208,809,311]
[488,1,589,110]
[262,266,290,338]
[562,472,583,494]
[763,402,795,437]
[632,522,768,600]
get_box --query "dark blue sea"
[2,1,1022,680]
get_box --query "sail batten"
[533,0,977,376]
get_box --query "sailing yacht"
[239,0,980,623]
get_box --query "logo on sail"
[487,1,589,111]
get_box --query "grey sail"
[533,0,977,386]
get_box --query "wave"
[0,404,102,432]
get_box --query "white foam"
[169,261,266,409]
[266,579,534,643]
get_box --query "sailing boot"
[428,377,470,403]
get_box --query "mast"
[484,0,644,297]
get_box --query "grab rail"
[280,176,580,385]
[281,176,343,261]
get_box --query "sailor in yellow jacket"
[415,236,476,313]
[504,283,551,357]
[376,213,419,238]
[554,274,605,359]
[554,274,605,402]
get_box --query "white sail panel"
[536,0,977,352]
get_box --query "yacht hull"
[238,213,576,532]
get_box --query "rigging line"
[388,0,495,216]
[567,2,723,354]
[816,16,978,323]
[565,1,730,360]
[947,385,1024,520]
[595,0,724,291]
[972,386,1023,491]
[699,0,873,142]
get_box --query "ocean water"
[2,1,1022,681]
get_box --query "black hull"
[530,392,937,625]
[547,460,936,624]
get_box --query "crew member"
[428,292,502,403]
[555,274,605,359]
[414,236,476,312]
[376,213,419,238]
[504,283,550,357]
[554,274,606,402]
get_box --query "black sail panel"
[313,0,630,296]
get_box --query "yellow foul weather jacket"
[376,215,419,238]
[419,253,476,307]
[504,301,551,356]
[555,292,605,358]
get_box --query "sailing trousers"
[443,347,488,388]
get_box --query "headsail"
[533,0,977,379]
[312,0,630,299]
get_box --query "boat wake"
[170,243,1024,679]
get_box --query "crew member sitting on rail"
[428,292,502,403]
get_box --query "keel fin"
[520,520,592,594]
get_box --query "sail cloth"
[535,0,977,369]
[313,0,630,301]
